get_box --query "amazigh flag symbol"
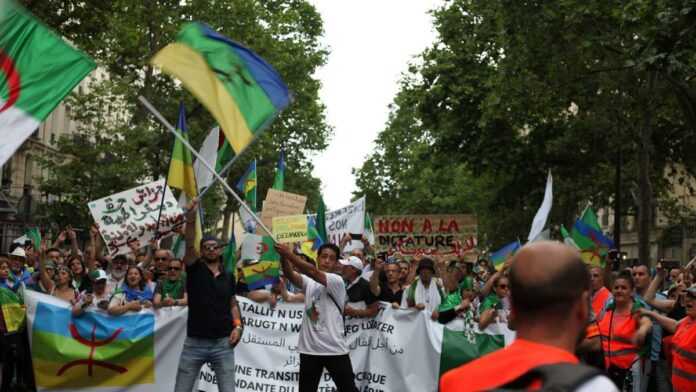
[0,1,95,167]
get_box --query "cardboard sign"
[258,189,306,232]
[326,197,365,251]
[374,214,478,258]
[88,179,183,256]
[272,214,308,244]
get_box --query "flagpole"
[197,138,256,199]
[153,105,178,239]
[139,96,276,240]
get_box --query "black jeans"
[299,353,358,392]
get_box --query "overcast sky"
[310,0,441,210]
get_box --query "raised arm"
[644,263,666,302]
[38,238,54,292]
[639,308,679,334]
[67,227,80,256]
[369,258,384,297]
[276,243,323,286]
[183,199,199,266]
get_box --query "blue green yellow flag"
[236,160,257,212]
[151,22,291,154]
[272,149,286,191]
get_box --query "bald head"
[509,241,590,321]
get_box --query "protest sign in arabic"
[374,214,478,258]
[272,215,308,244]
[88,179,183,256]
[326,197,365,251]
[259,189,306,234]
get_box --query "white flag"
[527,171,553,242]
[193,126,220,192]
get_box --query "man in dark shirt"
[341,256,379,318]
[369,257,404,308]
[174,200,242,392]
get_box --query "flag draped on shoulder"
[0,1,95,167]
[272,149,286,191]
[561,207,615,267]
[490,241,521,271]
[236,160,257,212]
[151,22,291,154]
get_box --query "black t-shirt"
[346,278,377,305]
[377,282,404,304]
[186,259,236,339]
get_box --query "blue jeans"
[174,336,235,392]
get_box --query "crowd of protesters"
[1,214,696,391]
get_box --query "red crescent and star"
[0,48,20,113]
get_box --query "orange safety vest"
[440,339,579,392]
[592,287,611,317]
[598,307,640,370]
[672,316,696,392]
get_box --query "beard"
[111,269,126,280]
[203,255,219,264]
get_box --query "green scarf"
[439,290,463,312]
[160,278,184,299]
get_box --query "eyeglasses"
[168,267,181,271]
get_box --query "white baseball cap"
[339,256,363,272]
[10,247,26,258]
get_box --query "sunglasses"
[168,267,181,272]
[154,257,168,261]
[202,244,221,251]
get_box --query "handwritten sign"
[374,214,478,259]
[326,197,365,251]
[272,215,308,244]
[88,179,183,256]
[259,189,306,233]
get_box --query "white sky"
[310,0,441,210]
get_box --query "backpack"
[491,363,603,392]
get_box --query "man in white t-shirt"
[276,243,358,392]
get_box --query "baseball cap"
[339,256,363,272]
[10,247,26,258]
[89,269,108,282]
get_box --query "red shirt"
[440,339,579,392]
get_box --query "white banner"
[24,290,187,392]
[326,197,366,252]
[198,297,440,392]
[88,179,183,256]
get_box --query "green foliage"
[355,0,696,252]
[25,0,330,230]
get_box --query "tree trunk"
[637,71,656,266]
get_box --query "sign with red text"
[374,215,478,258]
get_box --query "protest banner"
[272,214,308,244]
[259,189,307,233]
[326,197,365,251]
[196,297,513,392]
[88,179,183,256]
[24,291,187,392]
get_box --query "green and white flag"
[0,1,95,166]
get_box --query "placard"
[88,179,182,256]
[326,197,365,251]
[272,215,308,244]
[259,189,307,232]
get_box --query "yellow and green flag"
[167,103,201,250]
[236,160,257,212]
[152,22,291,155]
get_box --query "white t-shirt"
[577,375,619,392]
[297,273,349,356]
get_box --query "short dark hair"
[614,270,635,289]
[46,247,61,254]
[509,253,589,319]
[318,243,340,260]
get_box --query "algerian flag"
[436,317,515,376]
[365,213,375,245]
[0,1,95,167]
[527,171,553,242]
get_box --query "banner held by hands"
[138,95,275,240]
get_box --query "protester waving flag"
[167,103,201,250]
[236,160,257,212]
[151,22,291,155]
[272,149,286,191]
[0,0,95,167]
[490,241,521,271]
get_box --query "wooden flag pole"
[138,96,276,240]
